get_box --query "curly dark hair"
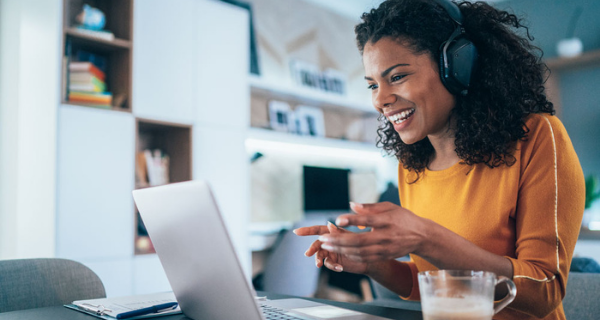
[355,0,554,180]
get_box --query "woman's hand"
[317,202,430,263]
[294,222,369,274]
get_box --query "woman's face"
[363,37,456,145]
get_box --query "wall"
[495,0,600,177]
[0,0,61,259]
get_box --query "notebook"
[65,292,180,319]
[132,180,393,320]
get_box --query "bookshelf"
[61,0,133,111]
[134,119,193,255]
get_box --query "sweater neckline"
[423,161,472,179]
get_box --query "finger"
[350,201,398,215]
[315,249,328,268]
[321,244,393,260]
[347,254,390,263]
[319,232,386,247]
[335,213,389,228]
[323,257,344,273]
[293,225,330,236]
[327,221,350,234]
[305,240,322,257]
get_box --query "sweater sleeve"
[505,115,585,318]
[399,260,421,300]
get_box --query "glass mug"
[418,270,517,320]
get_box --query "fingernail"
[304,249,310,256]
[321,244,334,251]
[293,229,298,234]
[318,236,330,242]
[334,265,343,272]
[336,217,349,226]
[327,221,334,227]
[350,202,363,209]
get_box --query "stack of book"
[68,61,112,108]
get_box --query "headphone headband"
[430,0,463,25]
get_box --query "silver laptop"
[132,180,392,320]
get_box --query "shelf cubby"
[61,0,133,111]
[134,119,193,255]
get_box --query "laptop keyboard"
[261,305,306,320]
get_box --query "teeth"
[388,109,415,124]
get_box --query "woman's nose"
[373,83,397,109]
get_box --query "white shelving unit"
[248,74,376,115]
[246,127,380,155]
[54,0,251,297]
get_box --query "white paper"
[72,292,180,318]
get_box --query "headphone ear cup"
[440,35,478,96]
[438,41,451,91]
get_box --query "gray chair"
[0,258,106,313]
[563,272,600,320]
[261,219,325,297]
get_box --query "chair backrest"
[563,272,600,319]
[261,219,323,297]
[0,258,106,312]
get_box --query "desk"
[0,291,422,320]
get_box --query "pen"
[116,302,178,319]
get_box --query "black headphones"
[431,0,478,96]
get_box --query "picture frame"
[289,60,347,95]
[323,68,347,95]
[289,60,321,89]
[294,105,325,137]
[268,100,293,132]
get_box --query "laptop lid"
[132,180,263,320]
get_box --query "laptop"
[132,180,393,320]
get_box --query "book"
[69,80,106,93]
[68,91,112,106]
[69,82,105,93]
[65,292,181,319]
[69,62,105,81]
[74,26,115,41]
[136,152,149,187]
[70,72,106,85]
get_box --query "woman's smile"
[386,108,416,131]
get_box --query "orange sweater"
[397,114,585,319]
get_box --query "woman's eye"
[367,83,379,90]
[391,74,405,82]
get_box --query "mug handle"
[493,276,517,314]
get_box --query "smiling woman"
[294,1,585,320]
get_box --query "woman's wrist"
[364,259,392,278]
[413,217,438,259]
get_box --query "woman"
[293,1,585,319]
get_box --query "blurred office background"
[0,0,599,301]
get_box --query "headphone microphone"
[431,0,478,96]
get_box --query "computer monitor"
[303,165,350,212]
